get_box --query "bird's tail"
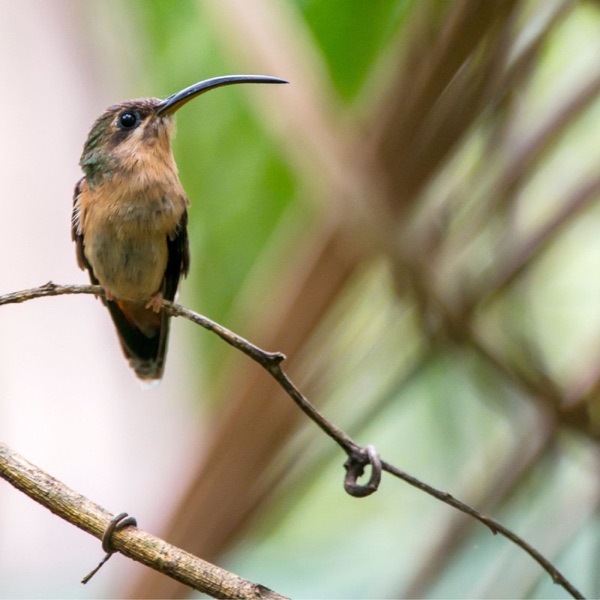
[105,299,170,380]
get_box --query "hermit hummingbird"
[72,75,287,380]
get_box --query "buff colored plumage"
[72,75,286,379]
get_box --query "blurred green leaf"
[297,0,411,100]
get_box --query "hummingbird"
[72,75,287,380]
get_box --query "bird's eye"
[117,111,140,130]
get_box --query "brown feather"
[71,103,190,380]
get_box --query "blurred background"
[0,0,600,598]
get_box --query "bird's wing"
[164,209,190,303]
[142,209,190,379]
[72,177,95,276]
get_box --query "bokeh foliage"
[85,1,600,598]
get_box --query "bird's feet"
[145,291,164,313]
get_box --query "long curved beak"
[156,74,288,115]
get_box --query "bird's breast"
[80,178,187,301]
[86,226,167,301]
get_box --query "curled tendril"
[343,445,382,498]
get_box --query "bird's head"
[80,75,287,187]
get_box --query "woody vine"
[0,281,586,600]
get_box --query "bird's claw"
[145,292,164,313]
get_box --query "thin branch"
[0,281,585,599]
[0,281,101,305]
[0,443,286,600]
[169,295,358,453]
[379,460,583,599]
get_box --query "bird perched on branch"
[72,75,287,380]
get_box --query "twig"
[379,460,583,599]
[0,443,287,599]
[0,281,585,599]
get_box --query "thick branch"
[0,443,286,599]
